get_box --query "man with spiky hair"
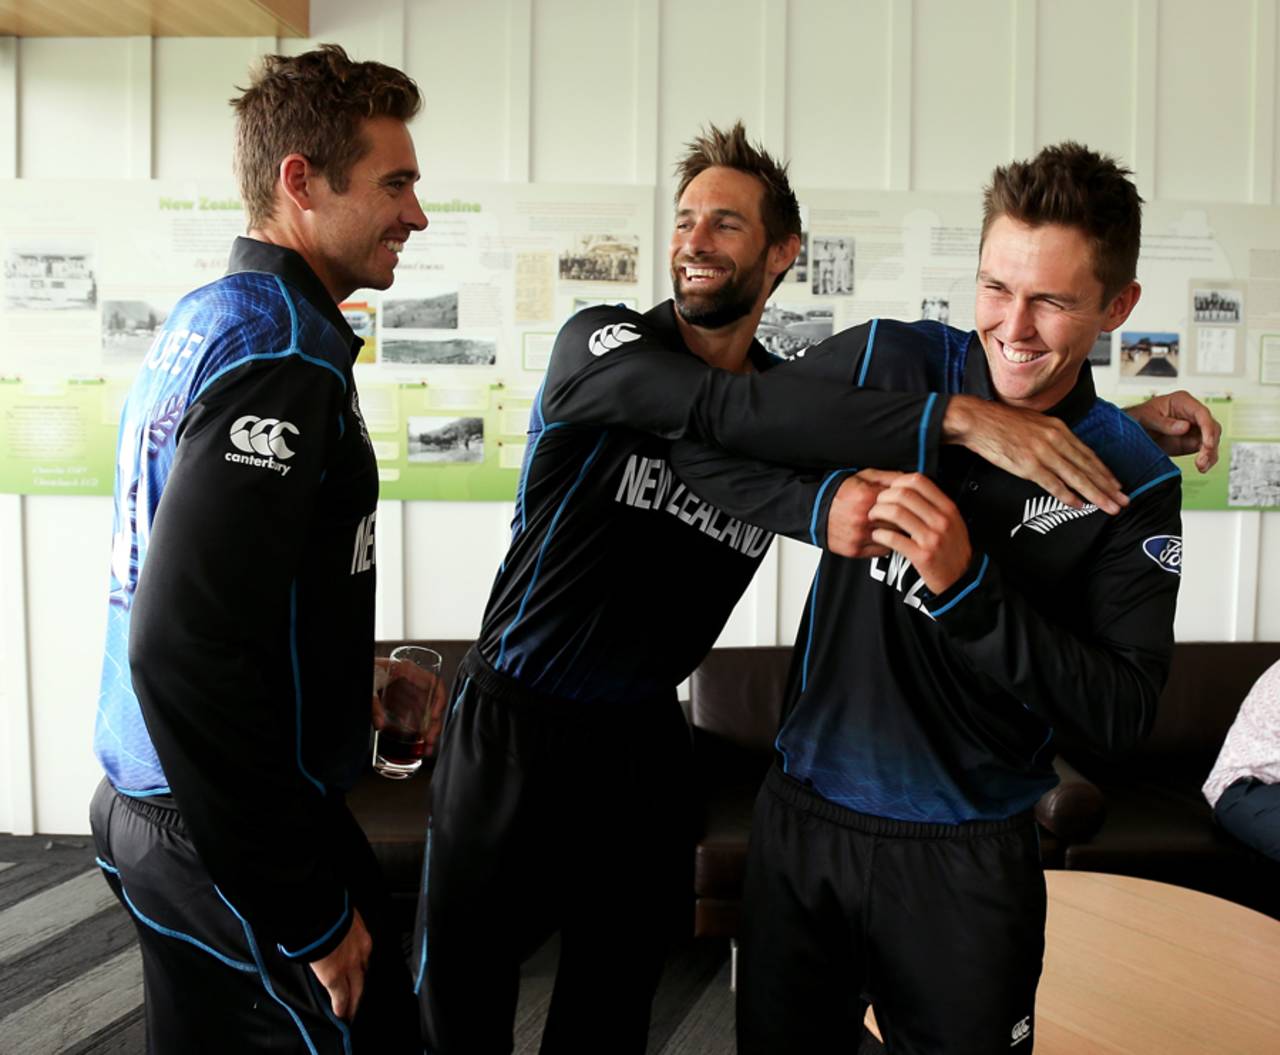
[91,45,425,1053]
[672,142,1196,1054]
[413,123,1210,1054]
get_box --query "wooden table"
[867,871,1280,1053]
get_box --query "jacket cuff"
[274,887,353,963]
[809,469,858,549]
[922,551,992,627]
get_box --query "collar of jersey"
[226,236,360,358]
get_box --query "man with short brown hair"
[91,44,425,1054]
[673,141,1194,1054]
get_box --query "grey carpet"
[0,834,884,1054]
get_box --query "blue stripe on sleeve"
[276,889,350,960]
[809,471,852,546]
[1127,467,1181,500]
[855,319,879,387]
[917,392,938,473]
[928,553,990,617]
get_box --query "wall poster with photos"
[0,180,653,500]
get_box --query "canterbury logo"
[588,322,641,357]
[1011,1016,1031,1046]
[229,415,299,459]
[1010,496,1099,537]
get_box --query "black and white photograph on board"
[920,297,950,324]
[558,234,639,283]
[382,291,459,329]
[381,337,497,366]
[4,241,97,310]
[790,232,809,285]
[756,302,834,360]
[810,236,854,296]
[1228,442,1280,507]
[101,299,171,361]
[1088,333,1113,366]
[1120,331,1180,379]
[407,415,485,464]
[1193,288,1243,324]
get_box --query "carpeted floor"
[0,833,884,1054]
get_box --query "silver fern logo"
[1010,496,1100,537]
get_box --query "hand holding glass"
[372,646,443,779]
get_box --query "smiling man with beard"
[410,124,1218,1055]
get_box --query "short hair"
[231,44,422,229]
[981,142,1143,303]
[673,122,801,290]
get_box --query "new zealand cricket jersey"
[94,237,379,959]
[475,302,948,703]
[673,319,1182,823]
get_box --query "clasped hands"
[826,470,972,596]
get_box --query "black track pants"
[90,778,420,1055]
[737,767,1046,1055]
[414,650,694,1055]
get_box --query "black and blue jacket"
[473,302,946,703]
[672,319,1182,823]
[94,237,379,961]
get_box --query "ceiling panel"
[0,0,307,37]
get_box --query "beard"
[672,252,768,329]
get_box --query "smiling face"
[975,215,1140,411]
[306,115,428,301]
[669,166,782,329]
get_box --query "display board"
[0,180,654,499]
[2,180,1276,507]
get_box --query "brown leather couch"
[1039,641,1280,918]
[689,641,1280,937]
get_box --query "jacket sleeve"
[668,437,853,551]
[923,477,1182,754]
[128,351,354,962]
[542,308,946,473]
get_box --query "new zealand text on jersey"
[614,453,773,558]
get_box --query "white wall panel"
[402,501,508,639]
[785,0,892,189]
[910,0,1012,192]
[777,536,821,648]
[1257,512,1280,640]
[278,0,388,61]
[530,0,637,184]
[658,0,765,199]
[23,496,111,833]
[1155,0,1252,202]
[1036,0,1135,163]
[406,0,511,183]
[153,40,254,181]
[1174,510,1241,641]
[18,38,133,179]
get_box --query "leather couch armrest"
[1034,755,1106,843]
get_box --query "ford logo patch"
[1142,535,1182,574]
